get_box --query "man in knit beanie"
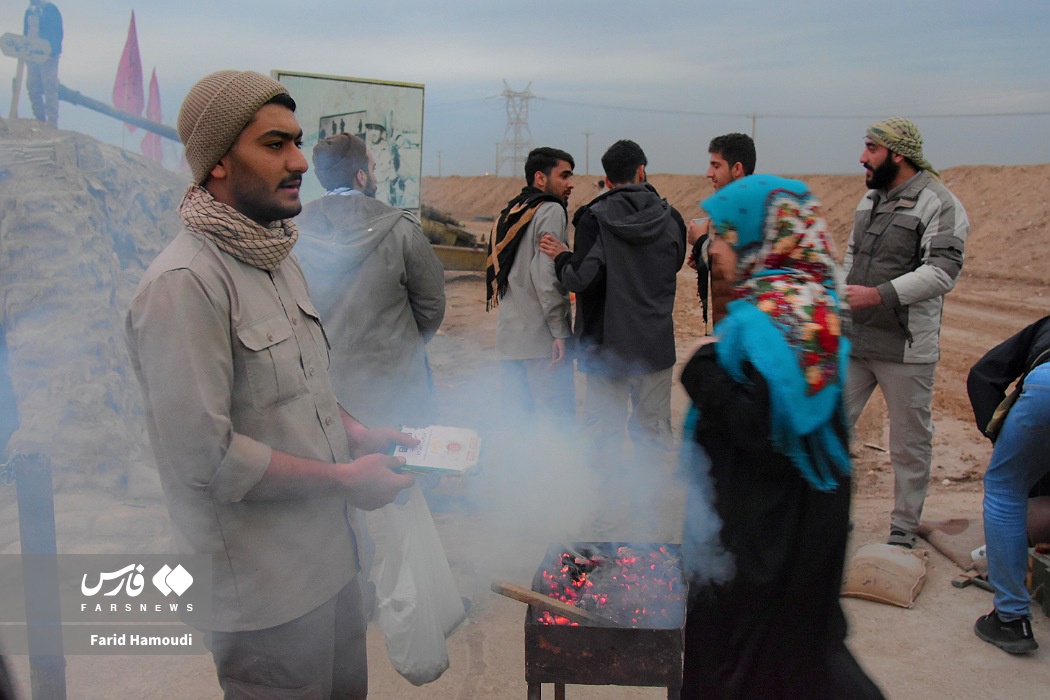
[127,70,416,698]
[842,117,969,553]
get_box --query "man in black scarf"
[486,147,576,421]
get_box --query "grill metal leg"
[527,682,541,700]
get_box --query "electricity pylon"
[497,81,534,177]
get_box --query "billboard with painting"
[272,70,424,211]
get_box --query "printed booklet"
[393,425,482,475]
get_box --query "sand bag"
[841,543,929,608]
[365,482,466,685]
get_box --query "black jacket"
[554,182,685,375]
[966,315,1050,439]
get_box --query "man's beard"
[542,184,569,205]
[361,171,378,198]
[866,157,899,190]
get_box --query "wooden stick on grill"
[490,581,623,628]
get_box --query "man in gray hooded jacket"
[296,133,446,429]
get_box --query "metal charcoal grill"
[523,542,686,699]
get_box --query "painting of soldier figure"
[275,70,424,211]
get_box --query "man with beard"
[295,132,445,620]
[487,147,576,422]
[843,117,969,550]
[539,140,686,528]
[296,132,445,431]
[126,70,416,698]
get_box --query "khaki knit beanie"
[312,133,369,191]
[177,70,290,184]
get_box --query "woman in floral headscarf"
[679,176,884,699]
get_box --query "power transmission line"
[536,96,1050,120]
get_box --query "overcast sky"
[3,1,1048,177]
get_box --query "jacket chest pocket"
[295,298,330,369]
[236,315,307,410]
[864,215,922,275]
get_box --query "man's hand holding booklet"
[393,425,482,475]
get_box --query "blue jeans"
[983,362,1050,620]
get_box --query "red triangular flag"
[141,68,163,162]
[112,11,144,132]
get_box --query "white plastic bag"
[365,482,466,685]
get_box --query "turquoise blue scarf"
[702,176,851,490]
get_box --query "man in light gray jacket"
[487,147,576,422]
[843,117,969,549]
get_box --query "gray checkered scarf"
[179,185,298,271]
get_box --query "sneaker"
[887,528,916,549]
[974,610,1039,654]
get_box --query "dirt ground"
[4,166,1050,697]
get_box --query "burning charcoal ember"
[525,543,687,695]
[536,611,578,626]
[535,543,685,627]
